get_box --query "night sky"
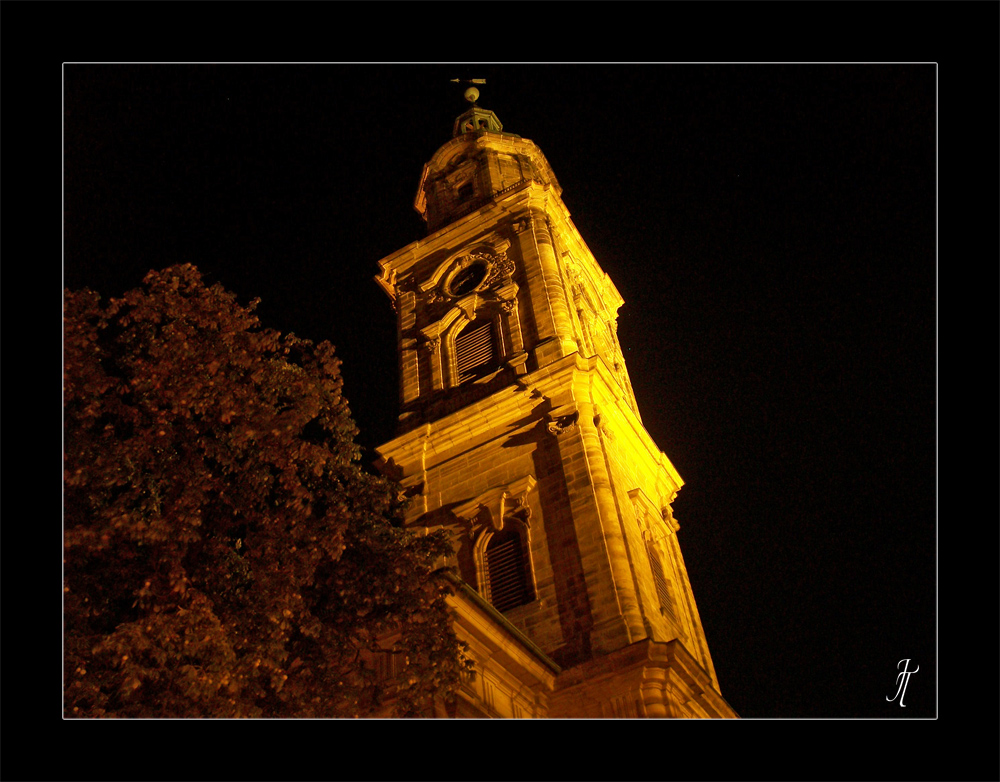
[63,62,938,721]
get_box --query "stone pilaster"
[514,209,578,368]
[398,289,420,405]
[574,398,647,651]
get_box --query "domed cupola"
[452,85,504,136]
[414,83,560,233]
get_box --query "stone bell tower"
[375,84,735,717]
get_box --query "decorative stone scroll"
[480,248,515,289]
[453,476,536,533]
[544,403,580,437]
[546,412,579,437]
[421,238,513,301]
[629,487,678,541]
[662,496,680,533]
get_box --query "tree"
[64,264,465,717]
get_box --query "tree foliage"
[64,264,465,717]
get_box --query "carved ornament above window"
[439,247,514,301]
[453,476,536,533]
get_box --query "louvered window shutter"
[455,319,496,382]
[485,528,531,612]
[648,545,677,622]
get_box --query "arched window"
[484,526,533,612]
[455,318,498,383]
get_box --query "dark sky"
[64,62,938,720]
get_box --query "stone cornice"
[549,638,737,718]
[377,351,683,497]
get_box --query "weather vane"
[450,78,486,105]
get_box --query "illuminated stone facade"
[375,97,736,718]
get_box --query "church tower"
[375,85,735,718]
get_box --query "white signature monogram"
[886,658,919,707]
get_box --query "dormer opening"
[456,181,475,203]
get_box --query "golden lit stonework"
[375,89,736,718]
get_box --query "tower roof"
[450,81,511,138]
[453,105,504,137]
[413,80,553,231]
